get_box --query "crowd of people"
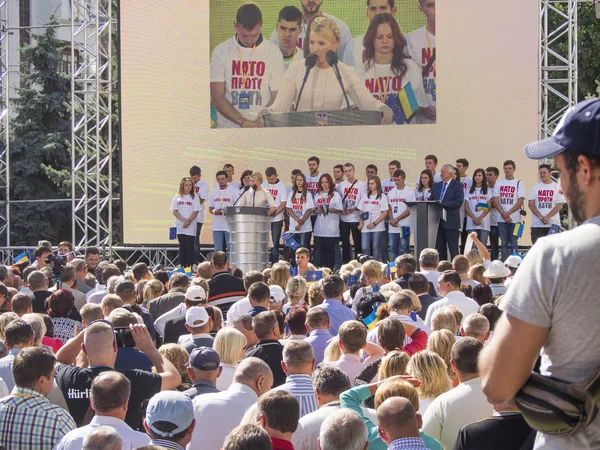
[172,154,565,269]
[210,0,436,128]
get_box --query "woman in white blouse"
[286,173,314,252]
[414,169,434,201]
[262,16,393,124]
[313,174,343,270]
[170,177,200,269]
[239,172,277,216]
[358,176,388,261]
[213,327,247,391]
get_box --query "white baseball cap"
[185,286,207,303]
[504,255,522,269]
[185,306,209,328]
[269,285,286,303]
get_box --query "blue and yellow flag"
[14,252,29,264]
[168,267,185,279]
[476,202,489,212]
[513,223,524,237]
[398,82,419,122]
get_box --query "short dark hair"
[170,272,190,289]
[407,274,429,294]
[393,169,406,178]
[216,170,228,179]
[452,337,483,374]
[11,293,32,315]
[257,390,299,434]
[85,246,100,257]
[189,165,201,177]
[264,167,277,178]
[472,284,493,306]
[503,160,516,169]
[132,263,149,281]
[456,158,469,167]
[91,371,131,412]
[147,421,193,443]
[12,347,55,389]
[539,164,552,172]
[367,0,395,6]
[101,264,121,284]
[236,3,262,30]
[291,168,302,176]
[5,319,33,347]
[388,160,401,169]
[479,303,502,331]
[366,164,378,173]
[485,166,499,177]
[34,246,51,258]
[425,154,438,164]
[243,270,264,291]
[312,365,351,397]
[308,156,320,165]
[248,282,270,304]
[395,254,417,274]
[60,264,77,283]
[212,251,228,269]
[47,289,75,319]
[286,306,307,336]
[333,164,344,171]
[278,5,302,26]
[253,311,278,340]
[378,318,405,352]
[322,275,344,298]
[439,270,462,288]
[224,424,272,450]
[306,308,329,329]
[562,149,600,181]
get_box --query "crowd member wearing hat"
[170,306,214,353]
[54,371,151,449]
[183,347,221,399]
[482,261,510,297]
[115,278,156,341]
[154,285,207,338]
[148,272,190,321]
[481,99,600,449]
[144,391,196,450]
[503,255,521,288]
[269,284,286,312]
[248,282,272,317]
[424,271,479,328]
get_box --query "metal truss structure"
[0,1,8,247]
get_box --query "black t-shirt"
[55,364,162,430]
[244,340,286,387]
[453,413,534,450]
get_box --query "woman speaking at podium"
[239,172,277,216]
[262,16,393,124]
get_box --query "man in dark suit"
[207,251,246,320]
[164,304,215,348]
[408,273,438,321]
[148,272,189,321]
[429,164,465,261]
[394,254,437,298]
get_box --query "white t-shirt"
[170,194,201,236]
[488,183,499,227]
[305,173,322,213]
[415,172,442,191]
[387,186,416,232]
[343,33,365,69]
[359,194,388,233]
[528,181,565,228]
[210,36,285,128]
[414,188,432,201]
[287,191,314,233]
[282,48,305,70]
[337,180,366,223]
[262,180,289,222]
[270,12,353,63]
[208,185,237,231]
[465,187,492,231]
[230,180,241,191]
[405,26,436,124]
[493,178,526,223]
[355,60,429,117]
[194,180,210,224]
[382,177,395,195]
[313,192,343,237]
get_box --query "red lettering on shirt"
[421,47,436,77]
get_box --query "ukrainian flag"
[184,267,193,277]
[362,308,380,330]
[513,223,524,237]
[398,82,419,123]
[476,202,489,212]
[168,267,185,279]
[14,252,29,264]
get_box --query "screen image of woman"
[263,15,393,124]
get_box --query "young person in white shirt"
[382,160,401,195]
[414,169,434,201]
[287,173,315,256]
[492,160,526,261]
[275,6,305,70]
[464,168,491,245]
[405,0,436,124]
[415,155,442,190]
[343,0,397,68]
[388,169,416,260]
[210,4,285,129]
[313,174,343,270]
[358,176,389,261]
[337,163,366,263]
[456,158,473,253]
[263,167,289,265]
[171,177,201,269]
[332,165,344,186]
[528,164,566,244]
[208,171,237,253]
[305,156,322,263]
[190,166,210,266]
[224,164,241,191]
[485,166,500,261]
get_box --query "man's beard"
[302,1,321,16]
[566,171,587,224]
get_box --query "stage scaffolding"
[0,0,593,266]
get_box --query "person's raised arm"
[469,232,491,262]
[130,324,182,390]
[56,329,85,365]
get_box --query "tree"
[9,16,72,245]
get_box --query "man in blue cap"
[144,391,196,450]
[183,347,222,399]
[480,99,600,449]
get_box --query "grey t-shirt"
[503,215,600,449]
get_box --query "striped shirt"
[0,387,76,450]
[149,439,185,450]
[388,437,430,450]
[272,374,318,417]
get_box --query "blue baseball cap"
[145,391,194,438]
[524,99,600,159]
[188,346,220,371]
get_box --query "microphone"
[326,50,351,110]
[294,53,317,112]
[233,185,250,206]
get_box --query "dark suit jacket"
[430,179,464,230]
[148,288,186,321]
[163,315,187,344]
[416,293,438,321]
[395,274,437,298]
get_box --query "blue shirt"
[248,306,269,317]
[115,347,153,372]
[304,329,333,365]
[0,348,21,392]
[315,299,356,336]
[389,437,430,450]
[272,374,318,417]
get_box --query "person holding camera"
[54,321,182,431]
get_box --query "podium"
[405,201,443,262]
[224,206,272,274]
[263,110,381,127]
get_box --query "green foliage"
[8,16,72,245]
